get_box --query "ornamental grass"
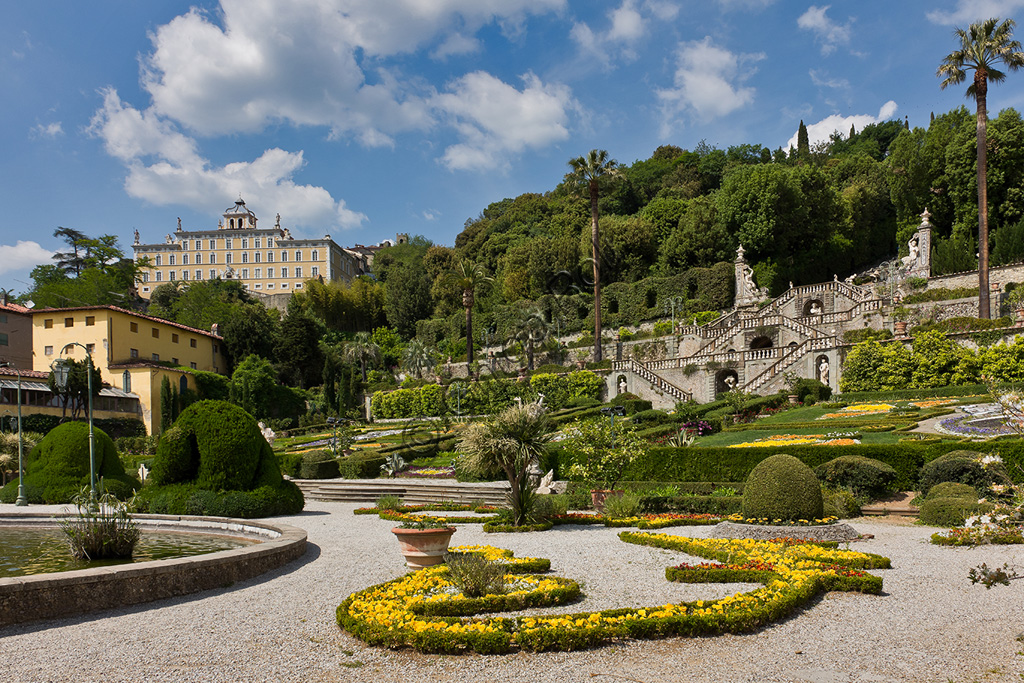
[337,533,889,654]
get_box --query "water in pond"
[0,527,258,577]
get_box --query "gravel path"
[3,503,1023,683]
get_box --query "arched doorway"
[715,369,739,395]
[750,336,773,350]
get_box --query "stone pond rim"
[0,512,307,628]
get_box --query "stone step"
[292,478,511,505]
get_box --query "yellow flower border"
[337,533,889,653]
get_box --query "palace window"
[182,254,188,265]
[65,317,74,327]
[281,251,288,262]
[254,238,261,248]
[209,239,216,249]
[156,255,162,266]
[267,268,274,278]
[182,270,189,281]
[267,251,273,262]
[242,253,248,264]
[241,268,249,278]
[255,252,261,263]
[130,348,138,359]
[156,272,162,281]
[226,238,233,249]
[86,316,95,326]
[226,253,232,264]
[169,271,176,281]
[169,255,175,265]
[209,269,216,279]
[255,268,261,279]
[195,270,202,280]
[267,237,274,248]
[311,266,319,277]
[210,253,216,264]
[281,267,288,278]
[295,266,302,278]
[312,250,319,262]
[196,253,202,264]
[242,238,248,249]
[295,250,302,261]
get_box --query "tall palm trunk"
[976,68,991,319]
[464,289,475,364]
[590,180,602,363]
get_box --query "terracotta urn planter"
[392,527,456,570]
[787,394,800,405]
[1015,308,1024,326]
[590,489,624,514]
[893,321,908,336]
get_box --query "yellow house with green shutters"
[30,306,225,434]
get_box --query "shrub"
[918,498,995,527]
[300,450,340,479]
[0,421,140,504]
[337,452,388,479]
[822,487,861,519]
[792,378,832,404]
[443,551,508,598]
[918,450,1013,496]
[926,481,978,500]
[144,400,302,516]
[814,456,897,498]
[742,454,824,521]
[602,492,641,518]
[277,451,303,478]
[638,494,742,515]
[135,480,303,518]
[59,490,140,560]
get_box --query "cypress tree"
[797,120,810,159]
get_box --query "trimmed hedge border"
[336,533,889,654]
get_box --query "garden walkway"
[3,502,1023,682]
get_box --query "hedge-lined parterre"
[337,533,889,654]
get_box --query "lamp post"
[600,405,626,447]
[663,296,685,333]
[0,362,27,506]
[51,344,96,502]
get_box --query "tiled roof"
[32,305,223,339]
[0,301,32,314]
[0,366,49,380]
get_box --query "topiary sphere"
[742,453,824,522]
[151,400,282,491]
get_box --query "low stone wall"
[0,514,307,628]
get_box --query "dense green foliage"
[741,454,824,521]
[839,332,1024,392]
[0,422,140,504]
[144,400,303,517]
[918,450,1013,496]
[371,371,604,418]
[814,456,898,498]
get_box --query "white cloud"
[431,34,482,60]
[0,241,54,276]
[422,209,442,221]
[809,69,849,90]
[785,100,899,149]
[927,0,1024,25]
[797,5,852,56]
[30,122,64,139]
[571,0,648,66]
[433,71,574,171]
[89,90,367,230]
[656,37,764,133]
[643,1,680,20]
[138,0,564,139]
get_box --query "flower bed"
[725,514,839,526]
[337,534,889,654]
[726,433,860,448]
[356,503,502,526]
[818,403,893,420]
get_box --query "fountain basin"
[0,512,307,628]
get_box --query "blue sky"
[3,0,1024,297]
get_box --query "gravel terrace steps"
[292,477,511,506]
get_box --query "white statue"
[809,302,822,316]
[138,463,150,482]
[724,376,736,391]
[818,358,830,385]
[535,469,556,494]
[258,421,276,446]
[618,377,627,394]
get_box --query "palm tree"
[938,18,1024,319]
[447,260,493,365]
[345,331,382,383]
[456,403,552,526]
[511,306,552,371]
[565,150,619,362]
[401,338,437,378]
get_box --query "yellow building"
[30,306,224,434]
[132,198,362,298]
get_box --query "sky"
[3,0,1024,298]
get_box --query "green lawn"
[695,426,910,448]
